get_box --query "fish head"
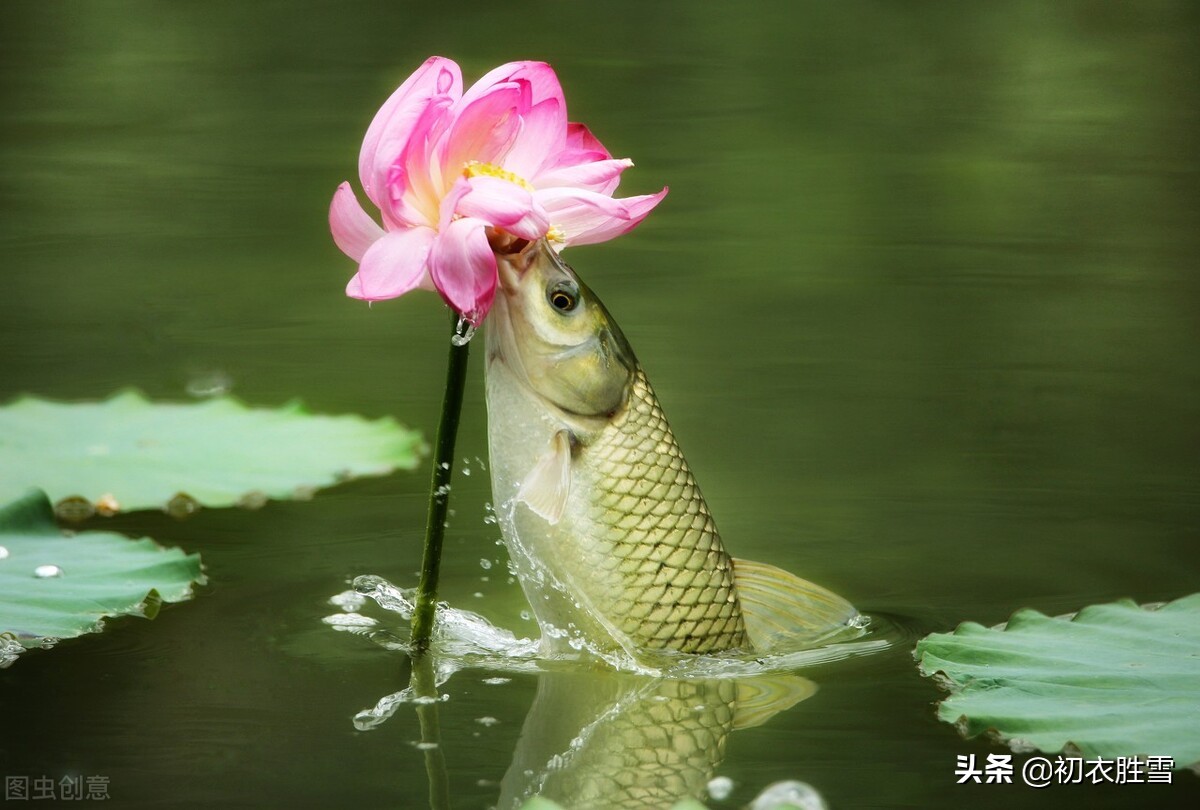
[489,239,635,419]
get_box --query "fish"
[485,239,857,659]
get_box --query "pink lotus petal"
[436,177,471,233]
[456,175,549,241]
[359,57,462,207]
[428,217,497,322]
[329,182,385,261]
[537,186,668,247]
[533,157,632,196]
[502,97,567,180]
[459,61,563,115]
[564,122,611,158]
[347,226,436,301]
[437,83,524,182]
[380,94,455,228]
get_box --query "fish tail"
[731,558,859,652]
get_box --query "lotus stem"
[410,652,450,809]
[411,313,471,655]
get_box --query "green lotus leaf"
[916,593,1200,768]
[0,490,205,666]
[0,391,426,514]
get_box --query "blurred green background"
[1,1,1197,808]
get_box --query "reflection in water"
[497,670,814,810]
[330,578,891,807]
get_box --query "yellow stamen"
[545,225,566,244]
[463,160,534,192]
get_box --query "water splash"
[330,502,899,727]
[748,780,828,810]
[0,635,24,669]
[34,564,63,578]
[450,317,477,347]
[334,571,895,686]
[706,775,734,801]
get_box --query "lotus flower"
[330,56,667,323]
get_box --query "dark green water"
[2,1,1198,807]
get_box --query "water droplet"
[473,592,484,598]
[164,492,201,519]
[707,776,734,801]
[412,741,439,751]
[450,318,477,346]
[34,564,63,578]
[238,490,269,510]
[329,590,367,612]
[0,546,8,560]
[353,575,385,596]
[435,484,451,497]
[748,781,827,810]
[475,716,500,727]
[322,613,378,631]
[519,610,532,621]
[479,559,492,570]
[461,467,471,477]
[848,613,870,630]
[54,496,94,522]
[439,462,450,471]
[482,677,510,686]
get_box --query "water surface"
[1,2,1197,808]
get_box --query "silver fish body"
[486,240,855,659]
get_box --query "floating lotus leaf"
[0,391,426,514]
[916,594,1200,768]
[0,490,204,666]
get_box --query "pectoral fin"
[732,675,818,730]
[517,430,573,525]
[732,558,859,652]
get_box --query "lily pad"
[0,391,426,514]
[0,490,204,666]
[916,594,1200,768]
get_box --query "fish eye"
[547,282,578,313]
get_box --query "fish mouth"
[495,237,549,294]
[486,239,540,375]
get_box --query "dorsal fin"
[732,675,818,730]
[732,558,859,652]
[516,430,573,525]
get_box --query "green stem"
[410,313,472,655]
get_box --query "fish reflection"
[498,670,814,810]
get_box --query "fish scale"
[573,366,749,653]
